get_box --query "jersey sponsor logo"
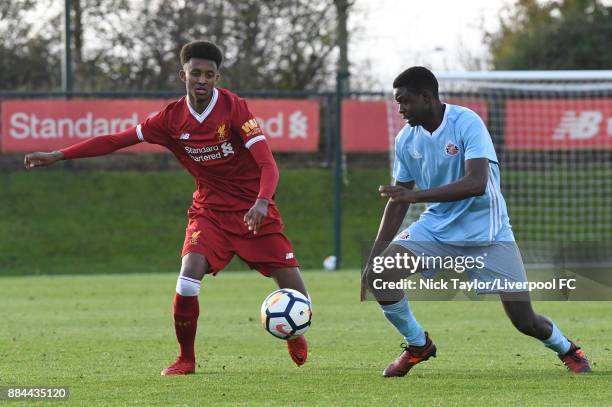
[552,111,602,140]
[189,230,201,245]
[445,142,459,156]
[179,132,190,140]
[184,141,234,162]
[185,145,219,154]
[241,119,263,137]
[215,123,227,141]
[221,141,234,156]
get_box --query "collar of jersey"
[422,103,449,137]
[186,88,219,123]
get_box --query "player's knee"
[364,266,403,303]
[177,254,207,296]
[180,253,208,280]
[364,265,380,291]
[269,267,308,297]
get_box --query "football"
[260,288,312,340]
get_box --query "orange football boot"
[161,357,196,376]
[559,342,591,373]
[383,332,436,377]
[287,336,308,366]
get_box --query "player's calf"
[163,263,205,376]
[501,296,591,372]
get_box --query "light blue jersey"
[393,104,512,242]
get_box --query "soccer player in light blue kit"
[364,67,591,376]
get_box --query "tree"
[486,0,612,70]
[0,0,61,90]
[0,0,350,92]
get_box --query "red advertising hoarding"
[2,99,166,153]
[505,99,612,150]
[249,99,319,152]
[342,99,488,152]
[1,98,320,153]
[342,100,389,152]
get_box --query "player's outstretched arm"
[24,151,64,169]
[24,128,141,170]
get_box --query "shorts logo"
[445,142,459,156]
[189,230,201,245]
[286,252,294,260]
[396,230,410,240]
[216,124,227,141]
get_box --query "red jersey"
[136,88,272,211]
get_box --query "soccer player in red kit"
[24,40,310,375]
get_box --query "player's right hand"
[244,198,269,234]
[24,151,64,169]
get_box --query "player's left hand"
[244,198,269,234]
[379,185,418,203]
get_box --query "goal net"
[387,71,612,268]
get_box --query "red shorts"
[181,205,299,276]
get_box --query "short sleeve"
[392,135,414,182]
[231,98,265,149]
[461,112,498,162]
[136,106,172,146]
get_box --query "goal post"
[386,70,612,268]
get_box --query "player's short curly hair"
[180,40,223,68]
[393,66,439,99]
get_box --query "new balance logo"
[552,111,602,140]
[286,252,294,260]
[179,132,190,140]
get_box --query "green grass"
[1,271,611,406]
[503,169,612,240]
[2,167,612,276]
[1,168,388,275]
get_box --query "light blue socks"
[542,322,571,355]
[382,298,570,354]
[381,297,426,346]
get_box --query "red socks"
[173,293,200,362]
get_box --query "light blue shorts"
[392,221,528,294]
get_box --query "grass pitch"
[4,168,612,276]
[1,271,611,406]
